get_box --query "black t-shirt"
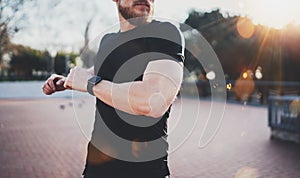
[83,20,185,177]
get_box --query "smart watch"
[87,76,102,96]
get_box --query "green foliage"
[9,45,49,78]
[54,51,79,75]
[68,52,78,64]
[54,52,66,75]
[0,45,80,80]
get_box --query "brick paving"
[0,99,88,178]
[0,98,300,178]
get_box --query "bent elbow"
[133,104,165,118]
[132,97,168,118]
[146,92,172,119]
[133,105,152,117]
[129,85,176,118]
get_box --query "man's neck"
[118,14,152,32]
[119,19,137,32]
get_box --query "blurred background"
[1,0,300,178]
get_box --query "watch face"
[89,76,102,84]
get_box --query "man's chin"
[130,10,151,20]
[132,10,150,17]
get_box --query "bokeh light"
[237,17,255,39]
[289,99,300,117]
[234,70,255,101]
[255,66,263,79]
[235,166,259,178]
[227,83,232,91]
[242,72,248,79]
[206,71,216,80]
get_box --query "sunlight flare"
[245,0,300,29]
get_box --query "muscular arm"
[93,60,183,118]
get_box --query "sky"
[11,0,300,53]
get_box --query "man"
[42,0,184,177]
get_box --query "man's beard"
[118,2,153,26]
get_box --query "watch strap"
[87,76,102,96]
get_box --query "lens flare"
[237,17,255,39]
[242,72,248,79]
[226,83,232,91]
[234,70,255,101]
[247,0,300,29]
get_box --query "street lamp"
[49,49,57,74]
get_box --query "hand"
[42,74,67,95]
[64,66,93,92]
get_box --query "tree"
[54,52,67,75]
[54,51,79,75]
[10,45,48,78]
[0,0,33,63]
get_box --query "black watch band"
[87,76,102,96]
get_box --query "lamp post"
[65,46,73,74]
[49,49,57,74]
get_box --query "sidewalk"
[0,99,87,177]
[0,98,299,178]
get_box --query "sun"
[244,0,300,29]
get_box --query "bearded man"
[42,1,184,177]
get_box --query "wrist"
[87,76,102,96]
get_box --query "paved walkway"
[0,98,299,178]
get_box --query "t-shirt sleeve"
[146,22,185,63]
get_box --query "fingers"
[56,78,64,86]
[42,82,54,95]
[55,78,67,91]
[48,77,56,91]
[42,74,66,95]
[64,73,71,89]
[64,67,76,89]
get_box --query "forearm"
[93,79,176,118]
[64,61,182,117]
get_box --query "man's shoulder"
[102,32,117,42]
[99,32,121,49]
[150,20,184,46]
